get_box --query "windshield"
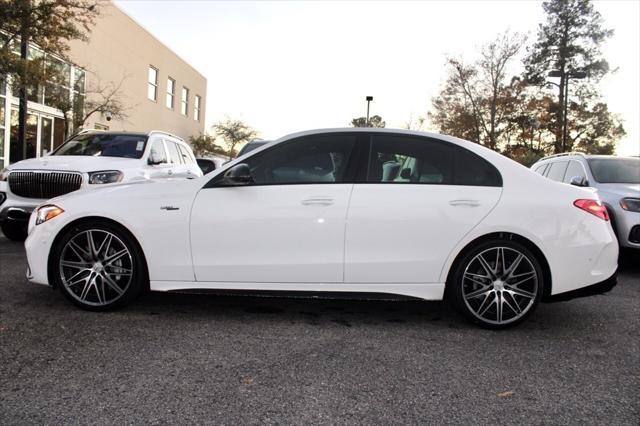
[587,157,640,184]
[53,134,148,159]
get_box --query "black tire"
[50,220,147,311]
[1,222,28,241]
[448,238,545,329]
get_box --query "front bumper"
[546,270,617,302]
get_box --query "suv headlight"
[35,205,64,225]
[620,198,640,213]
[0,168,9,182]
[88,170,123,184]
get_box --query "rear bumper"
[545,269,617,302]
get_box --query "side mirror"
[220,163,253,186]
[196,158,216,175]
[570,176,589,187]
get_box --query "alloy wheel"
[462,246,539,325]
[59,229,133,307]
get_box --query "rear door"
[344,133,503,284]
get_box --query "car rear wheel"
[449,239,544,329]
[51,221,146,311]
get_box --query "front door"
[345,133,503,284]
[190,133,359,283]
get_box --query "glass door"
[39,116,53,156]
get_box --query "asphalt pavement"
[1,235,638,425]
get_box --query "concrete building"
[0,0,206,169]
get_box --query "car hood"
[596,183,640,198]
[6,155,140,173]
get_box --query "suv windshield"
[54,134,148,159]
[587,157,640,184]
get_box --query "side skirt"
[150,281,446,301]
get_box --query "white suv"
[0,130,202,240]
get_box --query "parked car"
[531,153,640,250]
[196,156,227,175]
[25,128,618,328]
[0,130,202,241]
[236,139,270,157]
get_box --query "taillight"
[574,199,609,221]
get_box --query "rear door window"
[545,161,568,182]
[148,140,168,164]
[563,160,586,183]
[166,141,183,164]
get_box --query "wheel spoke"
[104,249,128,266]
[464,286,492,300]
[477,292,496,317]
[508,271,536,287]
[102,273,125,296]
[504,254,524,280]
[68,239,91,261]
[505,286,535,300]
[79,276,93,301]
[502,291,522,315]
[463,272,490,287]
[86,230,99,259]
[96,233,113,259]
[61,260,92,270]
[477,255,496,279]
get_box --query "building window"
[147,66,158,101]
[166,78,175,109]
[194,95,201,121]
[181,87,189,116]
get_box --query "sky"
[114,0,640,156]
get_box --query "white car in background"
[25,128,618,329]
[0,130,202,241]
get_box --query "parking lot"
[0,235,638,424]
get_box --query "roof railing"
[537,152,587,162]
[148,130,184,141]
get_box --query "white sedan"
[24,128,618,328]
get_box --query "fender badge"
[160,206,179,211]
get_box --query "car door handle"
[301,198,334,206]
[167,169,174,175]
[449,199,480,207]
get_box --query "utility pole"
[365,96,373,127]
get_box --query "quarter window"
[181,87,189,116]
[178,144,194,164]
[238,134,357,185]
[147,66,158,101]
[546,161,568,182]
[366,135,501,186]
[166,78,175,109]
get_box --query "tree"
[1,0,99,161]
[188,133,227,158]
[429,31,525,150]
[351,115,385,128]
[212,118,258,160]
[524,0,613,153]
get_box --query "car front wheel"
[50,221,146,311]
[449,239,544,329]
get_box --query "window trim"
[166,77,175,110]
[194,95,201,121]
[181,86,189,116]
[147,66,158,102]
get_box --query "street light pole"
[365,96,373,127]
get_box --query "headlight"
[35,205,64,225]
[88,170,123,184]
[620,198,640,213]
[0,168,9,181]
